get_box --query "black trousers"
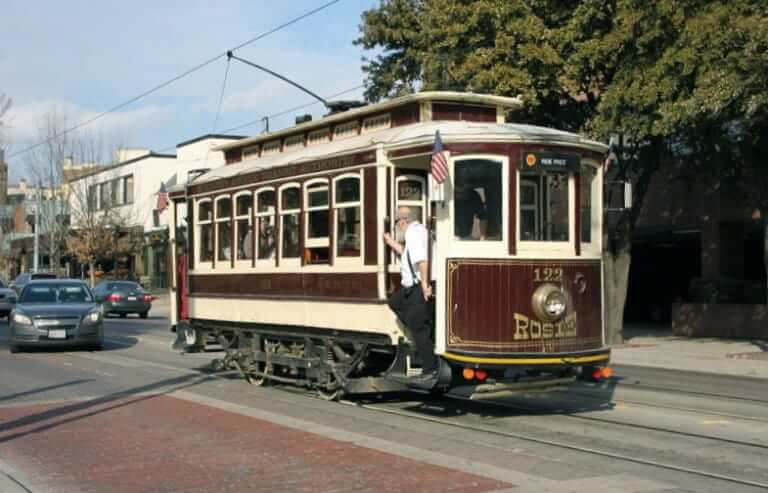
[388,284,437,372]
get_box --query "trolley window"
[304,180,330,264]
[197,199,213,263]
[580,166,597,244]
[215,196,232,262]
[280,186,300,259]
[235,192,253,261]
[520,171,570,242]
[453,159,502,241]
[396,176,425,224]
[335,175,361,258]
[255,189,276,261]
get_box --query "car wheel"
[120,313,127,318]
[91,343,103,351]
[9,345,19,354]
[140,312,148,319]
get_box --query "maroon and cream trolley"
[168,91,612,399]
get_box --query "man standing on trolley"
[384,206,438,385]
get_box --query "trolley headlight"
[531,284,568,321]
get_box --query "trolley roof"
[189,120,607,188]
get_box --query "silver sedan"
[9,279,104,353]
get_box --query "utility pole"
[33,184,40,272]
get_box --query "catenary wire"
[8,0,343,160]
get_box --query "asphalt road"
[0,305,767,493]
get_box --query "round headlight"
[531,284,568,321]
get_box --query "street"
[1,301,767,493]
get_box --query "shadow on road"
[0,379,94,403]
[0,372,215,445]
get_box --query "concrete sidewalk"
[611,323,768,379]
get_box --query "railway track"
[344,395,768,490]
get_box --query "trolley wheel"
[317,386,343,401]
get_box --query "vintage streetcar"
[168,91,615,400]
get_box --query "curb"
[0,460,36,493]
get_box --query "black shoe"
[407,369,438,389]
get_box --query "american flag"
[430,130,449,184]
[156,182,169,213]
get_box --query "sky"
[0,0,379,183]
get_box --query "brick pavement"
[0,395,510,493]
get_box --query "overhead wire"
[8,0,343,160]
[155,83,366,154]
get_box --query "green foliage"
[357,0,768,202]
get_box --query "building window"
[279,185,300,259]
[255,188,276,261]
[215,196,232,262]
[333,121,359,140]
[362,113,390,133]
[99,182,110,209]
[262,140,281,155]
[198,200,213,263]
[124,175,134,204]
[454,159,502,241]
[307,128,330,145]
[520,171,570,242]
[334,175,361,258]
[111,180,122,205]
[235,192,253,261]
[87,185,98,211]
[304,180,329,264]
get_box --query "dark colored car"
[93,280,153,318]
[11,272,57,295]
[0,279,17,318]
[8,279,103,353]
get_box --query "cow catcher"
[168,91,613,400]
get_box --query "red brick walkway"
[0,395,510,492]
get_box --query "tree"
[0,92,10,149]
[67,165,143,287]
[357,0,768,337]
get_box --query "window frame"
[303,178,330,264]
[214,195,233,266]
[254,187,277,266]
[516,163,576,254]
[278,183,301,266]
[195,198,214,268]
[579,160,603,255]
[446,154,509,258]
[233,190,254,265]
[333,172,363,264]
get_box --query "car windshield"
[106,282,141,291]
[20,284,94,304]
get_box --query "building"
[67,135,243,287]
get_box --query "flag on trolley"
[430,130,449,184]
[156,182,169,213]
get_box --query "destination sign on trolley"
[522,152,580,172]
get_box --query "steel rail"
[346,399,768,490]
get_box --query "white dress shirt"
[401,222,428,287]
